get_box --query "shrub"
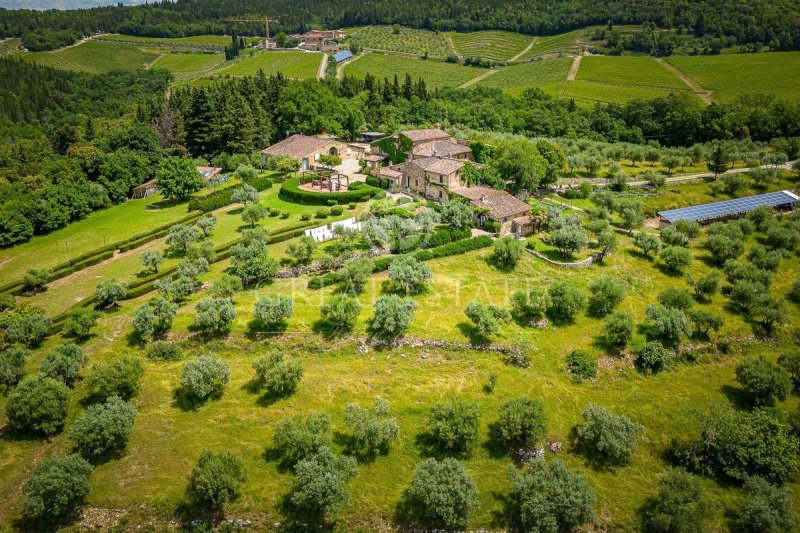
[507,459,595,532]
[147,341,182,361]
[95,279,127,308]
[64,308,98,341]
[180,355,230,402]
[320,294,361,331]
[387,255,432,293]
[290,447,358,519]
[210,274,243,299]
[645,304,693,346]
[189,450,245,508]
[273,411,331,466]
[497,397,547,447]
[637,341,670,374]
[344,397,400,457]
[19,454,93,523]
[735,355,792,406]
[87,355,144,400]
[338,257,373,294]
[280,177,379,205]
[576,404,644,465]
[601,312,635,352]
[287,235,317,265]
[660,246,692,274]
[689,270,721,301]
[428,399,480,452]
[464,300,511,337]
[0,308,52,347]
[253,295,294,328]
[0,346,27,389]
[642,469,712,533]
[493,236,525,267]
[548,280,586,321]
[70,396,136,460]
[738,476,796,533]
[6,375,70,435]
[778,348,800,390]
[39,343,87,386]
[193,297,236,334]
[22,268,50,294]
[566,350,597,382]
[300,213,311,221]
[252,350,303,397]
[511,287,552,321]
[587,276,624,316]
[407,458,477,529]
[372,295,417,338]
[330,205,344,216]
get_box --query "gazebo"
[298,169,350,192]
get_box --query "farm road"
[337,52,364,79]
[567,55,581,81]
[657,58,713,104]
[317,53,328,80]
[459,69,500,88]
[509,38,536,62]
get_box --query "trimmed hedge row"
[308,236,493,289]
[424,227,472,249]
[188,175,275,212]
[366,176,391,189]
[279,178,382,206]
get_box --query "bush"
[497,397,547,447]
[428,399,480,452]
[407,458,477,529]
[290,447,358,519]
[6,375,70,435]
[189,450,245,508]
[735,355,792,406]
[210,274,243,299]
[0,308,52,347]
[738,476,796,533]
[344,397,400,457]
[95,279,127,308]
[147,341,182,361]
[64,308,98,341]
[658,287,694,311]
[645,304,693,346]
[0,346,27,389]
[493,236,525,267]
[689,270,721,301]
[576,403,644,465]
[464,300,511,337]
[22,268,50,294]
[87,355,144,400]
[566,350,597,382]
[637,341,670,374]
[507,459,595,532]
[642,469,712,533]
[601,312,635,352]
[252,350,303,397]
[587,276,623,316]
[548,280,586,321]
[253,295,294,328]
[180,355,230,402]
[193,297,236,334]
[39,343,87,386]
[280,177,379,205]
[372,295,417,338]
[511,287,552,321]
[20,454,93,524]
[320,294,361,331]
[273,411,331,467]
[387,255,432,293]
[287,235,317,265]
[660,246,692,274]
[70,396,136,460]
[330,205,344,216]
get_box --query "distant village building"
[299,29,344,52]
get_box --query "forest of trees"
[1,0,799,51]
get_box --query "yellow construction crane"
[223,16,277,43]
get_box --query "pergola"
[299,169,350,192]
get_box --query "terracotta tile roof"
[364,154,387,162]
[262,134,338,159]
[378,167,403,179]
[513,215,532,226]
[412,156,465,176]
[398,128,450,143]
[412,140,472,158]
[451,186,532,220]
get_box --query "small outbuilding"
[657,190,799,228]
[451,186,534,235]
[262,134,352,171]
[333,50,353,63]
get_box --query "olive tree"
[140,249,164,274]
[548,280,586,321]
[587,276,624,316]
[20,454,93,524]
[464,300,511,337]
[645,304,693,346]
[601,312,635,352]
[407,458,477,529]
[735,355,792,407]
[372,295,417,338]
[70,396,137,460]
[189,450,245,508]
[0,346,27,390]
[634,232,662,258]
[497,397,547,448]
[39,344,87,386]
[230,183,259,207]
[290,447,358,520]
[511,287,552,321]
[659,246,692,275]
[95,279,126,308]
[493,236,525,267]
[642,469,713,533]
[193,297,237,334]
[252,350,303,397]
[337,257,373,294]
[87,355,144,400]
[273,411,331,467]
[6,375,70,436]
[388,255,432,293]
[180,355,230,402]
[575,403,644,465]
[636,341,670,374]
[64,308,98,341]
[428,399,480,452]
[320,294,361,332]
[287,235,317,265]
[344,397,400,457]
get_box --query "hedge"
[188,175,274,212]
[424,227,472,249]
[279,178,382,206]
[366,176,391,189]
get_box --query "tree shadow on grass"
[245,319,287,341]
[311,319,353,341]
[277,492,336,532]
[720,384,753,410]
[482,422,511,460]
[172,493,225,531]
[483,255,516,274]
[456,322,491,347]
[171,386,221,412]
[12,510,81,533]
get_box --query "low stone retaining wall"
[526,249,600,268]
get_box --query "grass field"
[25,41,158,73]
[205,50,321,80]
[476,58,572,94]
[150,52,224,80]
[343,53,482,88]
[666,52,800,103]
[448,30,533,61]
[578,56,688,90]
[348,26,453,58]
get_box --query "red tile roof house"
[261,134,354,171]
[450,186,535,236]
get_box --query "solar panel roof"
[658,190,799,223]
[333,50,353,63]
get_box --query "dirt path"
[657,58,713,104]
[317,53,328,81]
[567,55,582,81]
[336,52,364,79]
[459,69,500,88]
[444,34,460,58]
[509,38,537,62]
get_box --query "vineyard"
[476,57,573,94]
[343,53,482,88]
[667,51,800,103]
[150,52,224,81]
[347,25,453,58]
[578,56,689,90]
[98,34,260,47]
[208,50,322,80]
[540,79,699,105]
[25,41,158,73]
[448,30,533,61]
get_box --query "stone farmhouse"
[299,29,344,52]
[262,134,355,171]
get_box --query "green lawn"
[206,50,321,80]
[448,30,533,61]
[666,52,800,103]
[578,56,688,90]
[348,26,453,58]
[476,57,572,94]
[25,41,158,73]
[343,53,483,88]
[0,195,189,282]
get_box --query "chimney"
[435,122,441,129]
